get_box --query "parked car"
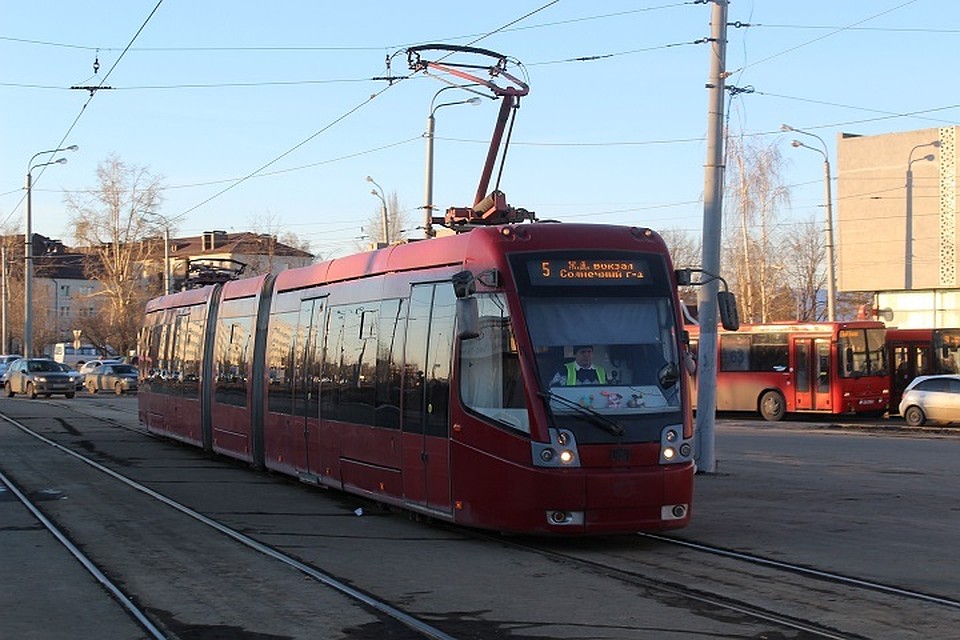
[78,359,123,377]
[85,363,139,395]
[53,361,84,390]
[0,354,22,378]
[898,374,960,426]
[4,357,78,399]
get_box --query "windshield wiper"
[538,390,625,437]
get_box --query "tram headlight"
[679,443,691,457]
[665,429,678,443]
[663,447,676,460]
[533,429,581,467]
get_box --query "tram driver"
[549,345,607,386]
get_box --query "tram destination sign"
[528,257,650,286]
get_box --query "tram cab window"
[459,293,529,433]
[523,296,681,409]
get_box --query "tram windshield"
[524,296,681,412]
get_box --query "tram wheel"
[759,390,786,422]
[903,405,926,427]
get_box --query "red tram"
[138,223,700,534]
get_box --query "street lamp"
[25,144,78,356]
[142,210,172,295]
[905,140,940,289]
[782,124,836,321]
[366,175,389,245]
[423,88,482,238]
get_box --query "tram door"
[794,338,832,411]
[299,296,327,478]
[401,283,455,512]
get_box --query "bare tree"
[244,212,316,274]
[658,227,702,314]
[65,154,165,356]
[356,191,409,251]
[780,217,825,321]
[724,136,791,323]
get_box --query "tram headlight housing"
[660,424,692,464]
[533,429,580,468]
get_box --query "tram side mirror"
[675,268,692,286]
[452,270,476,299]
[456,297,480,340]
[717,291,740,331]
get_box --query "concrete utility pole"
[695,0,729,474]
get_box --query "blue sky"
[2,1,957,259]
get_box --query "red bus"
[139,223,705,535]
[887,327,960,412]
[689,321,889,421]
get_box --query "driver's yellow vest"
[565,362,606,385]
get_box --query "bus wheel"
[903,405,925,427]
[759,390,785,421]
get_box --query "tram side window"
[322,303,377,425]
[424,285,455,438]
[183,315,205,398]
[300,298,326,420]
[267,309,298,414]
[375,298,404,429]
[400,284,456,437]
[140,321,163,390]
[403,287,432,435]
[214,304,253,408]
[459,293,529,434]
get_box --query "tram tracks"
[4,399,959,639]
[0,405,455,640]
[639,531,960,611]
[469,526,960,640]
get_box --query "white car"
[898,374,960,426]
[78,359,123,376]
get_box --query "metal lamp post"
[25,144,78,355]
[904,141,940,290]
[782,124,836,321]
[366,175,389,245]
[423,90,481,237]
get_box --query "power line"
[728,0,920,74]
[2,0,165,229]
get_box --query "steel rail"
[640,532,960,610]
[0,468,168,640]
[0,411,456,640]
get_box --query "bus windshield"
[839,327,888,377]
